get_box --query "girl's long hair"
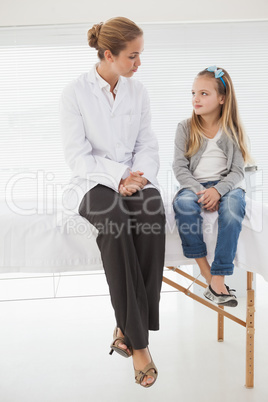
[186,68,252,164]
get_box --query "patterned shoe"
[225,284,237,296]
[204,285,238,307]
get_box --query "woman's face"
[192,76,225,117]
[110,35,144,77]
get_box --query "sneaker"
[204,285,238,307]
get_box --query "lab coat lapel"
[87,68,128,113]
[112,79,127,114]
[93,84,112,111]
[87,68,112,111]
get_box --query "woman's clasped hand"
[119,170,148,196]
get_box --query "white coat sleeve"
[131,87,159,186]
[60,83,129,191]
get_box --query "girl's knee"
[220,189,246,222]
[173,190,199,214]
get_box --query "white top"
[60,64,159,213]
[193,130,228,182]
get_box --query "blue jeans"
[173,181,246,276]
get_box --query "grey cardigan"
[172,119,245,197]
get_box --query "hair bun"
[87,22,103,49]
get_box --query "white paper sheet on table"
[0,197,267,281]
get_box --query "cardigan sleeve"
[172,122,205,193]
[213,141,245,196]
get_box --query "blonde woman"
[173,66,251,307]
[60,17,165,387]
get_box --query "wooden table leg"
[164,267,255,387]
[246,271,255,388]
[218,305,224,342]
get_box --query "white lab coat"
[60,66,160,213]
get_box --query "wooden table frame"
[163,266,255,388]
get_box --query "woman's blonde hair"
[186,67,252,163]
[87,17,143,60]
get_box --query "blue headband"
[207,65,226,89]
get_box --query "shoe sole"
[110,345,132,358]
[204,293,238,307]
[218,299,238,307]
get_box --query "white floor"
[0,269,267,402]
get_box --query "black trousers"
[78,185,166,349]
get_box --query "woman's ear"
[219,96,225,105]
[104,49,114,63]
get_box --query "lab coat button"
[116,143,120,148]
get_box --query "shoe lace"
[225,285,237,297]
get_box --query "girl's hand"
[196,187,221,210]
[207,200,220,212]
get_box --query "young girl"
[60,17,165,387]
[172,66,251,307]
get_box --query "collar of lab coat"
[95,65,120,96]
[87,65,128,114]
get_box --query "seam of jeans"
[211,270,234,276]
[184,252,207,258]
[212,202,225,267]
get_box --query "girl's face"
[107,35,144,77]
[192,76,225,118]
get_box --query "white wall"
[1,0,268,26]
